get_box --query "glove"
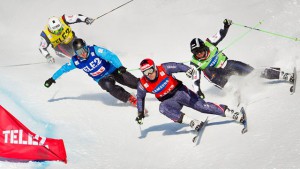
[85,17,94,25]
[135,111,145,125]
[46,55,55,64]
[117,66,127,74]
[197,89,205,99]
[44,78,56,88]
[223,19,232,28]
[186,68,196,78]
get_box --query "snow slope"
[0,0,300,168]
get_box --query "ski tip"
[241,128,248,134]
[290,86,294,93]
[192,137,197,143]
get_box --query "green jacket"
[190,41,227,70]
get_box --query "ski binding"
[192,117,209,144]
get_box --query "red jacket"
[140,65,182,101]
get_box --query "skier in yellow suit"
[39,14,94,63]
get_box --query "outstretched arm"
[44,61,76,88]
[190,64,201,91]
[39,36,50,57]
[192,65,205,98]
[39,34,55,63]
[62,14,94,25]
[136,82,147,124]
[39,35,50,57]
[136,82,147,113]
[52,61,76,80]
[207,19,232,46]
[162,62,190,75]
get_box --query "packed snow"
[0,0,300,168]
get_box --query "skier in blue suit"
[44,38,139,106]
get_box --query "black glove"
[223,19,232,28]
[118,66,127,74]
[197,89,205,99]
[186,68,196,78]
[44,78,56,88]
[135,111,145,125]
[85,17,94,25]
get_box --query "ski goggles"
[75,47,88,57]
[192,47,206,56]
[52,27,64,35]
[142,66,155,76]
[193,48,209,60]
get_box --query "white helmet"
[48,17,63,34]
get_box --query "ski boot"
[128,95,137,107]
[261,67,294,83]
[225,107,245,123]
[181,114,204,132]
[280,71,294,83]
[261,67,281,79]
[190,119,205,132]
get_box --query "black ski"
[290,66,297,94]
[192,117,208,145]
[240,107,248,134]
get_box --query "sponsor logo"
[83,58,102,72]
[2,129,48,148]
[153,77,169,94]
[158,84,175,97]
[54,28,71,44]
[140,64,152,71]
[90,66,105,76]
[209,55,218,67]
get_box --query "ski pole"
[191,21,264,70]
[128,21,264,72]
[233,22,300,41]
[221,20,264,52]
[0,61,47,68]
[94,0,134,21]
[138,123,143,136]
[127,67,140,72]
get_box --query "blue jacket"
[52,45,123,82]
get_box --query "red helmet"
[140,58,155,72]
